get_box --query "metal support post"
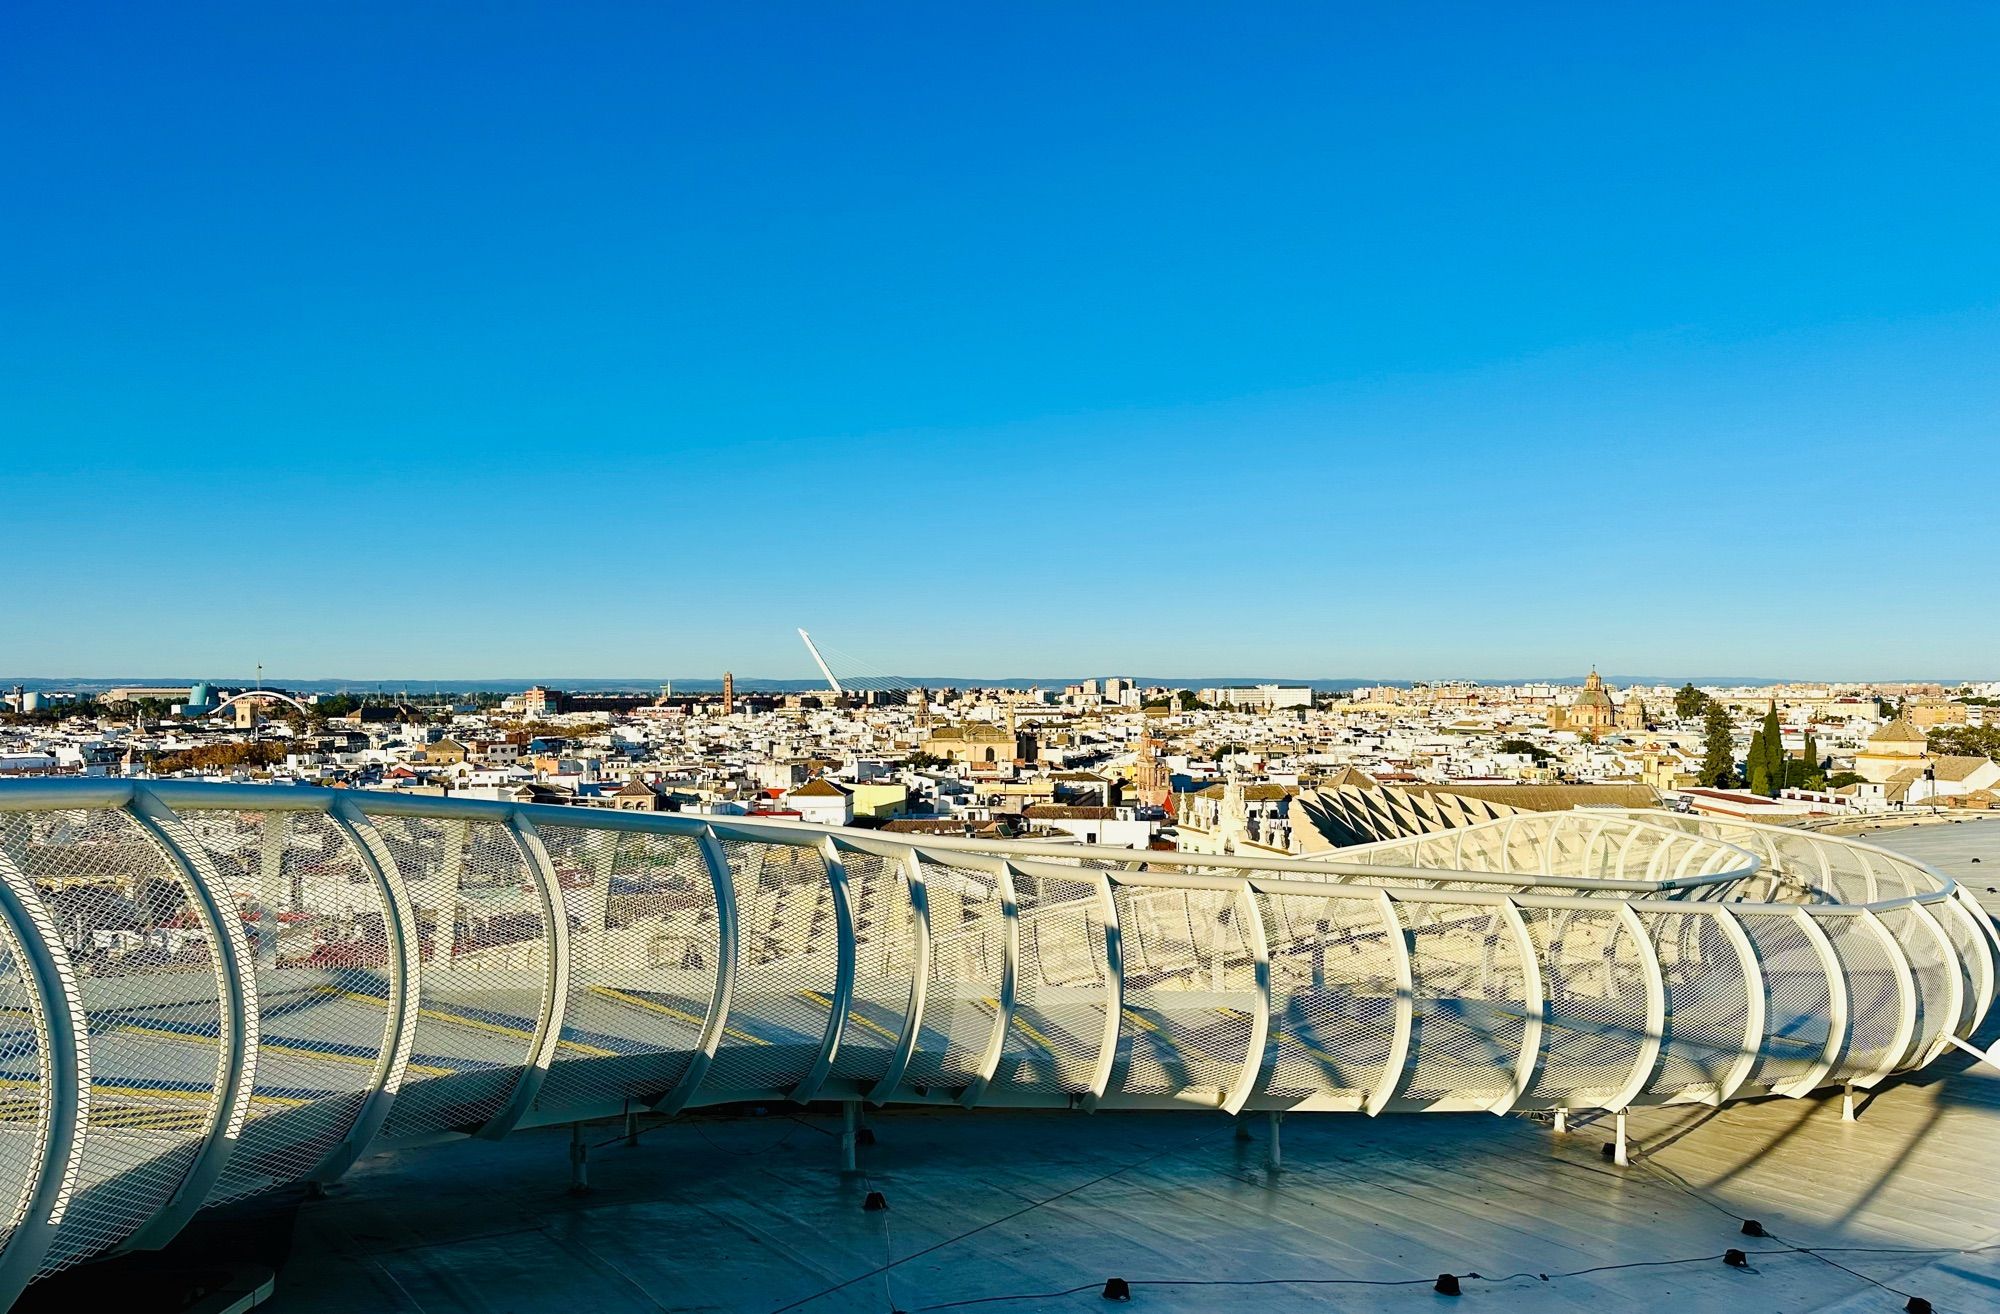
[1553,1107,1568,1134]
[1613,1110,1629,1167]
[1267,1111,1283,1172]
[569,1123,590,1194]
[841,1100,860,1173]
[1842,1082,1858,1122]
[625,1106,640,1147]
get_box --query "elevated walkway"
[0,779,1992,1308]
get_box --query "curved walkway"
[0,779,1992,1306]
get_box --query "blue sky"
[6,4,1998,681]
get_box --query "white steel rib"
[0,779,1992,1306]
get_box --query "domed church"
[1549,669,1618,735]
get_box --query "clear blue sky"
[6,4,1998,682]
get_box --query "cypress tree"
[1801,731,1824,789]
[1700,702,1736,787]
[1757,704,1784,796]
[1747,726,1770,795]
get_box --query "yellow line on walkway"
[799,989,900,1043]
[589,986,768,1046]
[325,985,615,1057]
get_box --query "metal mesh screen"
[1732,910,1832,1094]
[173,808,388,1205]
[1260,891,1396,1108]
[700,840,836,1097]
[1109,886,1256,1103]
[0,896,46,1259]
[824,848,914,1091]
[534,826,715,1110]
[1821,914,1905,1084]
[1398,901,1529,1108]
[998,870,1106,1098]
[1638,910,1750,1101]
[898,861,1005,1096]
[1876,906,1954,1068]
[1520,906,1648,1108]
[0,808,222,1272]
[375,816,545,1136]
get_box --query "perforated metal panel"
[1397,900,1530,1109]
[700,839,836,1097]
[897,859,1005,1097]
[532,826,715,1110]
[173,807,390,1204]
[823,847,914,1091]
[0,893,47,1258]
[1519,906,1648,1109]
[999,870,1107,1098]
[1107,886,1256,1105]
[1637,910,1750,1101]
[1730,909,1832,1094]
[1260,891,1397,1108]
[0,808,223,1272]
[1821,914,1907,1085]
[374,816,546,1135]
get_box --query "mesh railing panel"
[173,808,387,1205]
[0,905,46,1261]
[0,808,222,1272]
[1638,910,1750,1101]
[1730,910,1832,1094]
[1876,906,1954,1068]
[1109,886,1256,1102]
[1000,871,1107,1098]
[1821,915,1907,1084]
[699,840,836,1096]
[533,826,714,1109]
[1397,901,1530,1107]
[898,861,1005,1096]
[1519,906,1648,1108]
[825,848,914,1090]
[1260,892,1396,1107]
[374,816,545,1136]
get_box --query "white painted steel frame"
[0,778,1991,1306]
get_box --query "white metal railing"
[0,778,1992,1305]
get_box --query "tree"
[1927,725,2000,763]
[1498,737,1552,763]
[1699,702,1736,787]
[1746,725,1771,795]
[1798,731,1825,789]
[1673,683,1710,720]
[1752,704,1785,797]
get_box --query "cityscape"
[7,5,2000,1314]
[8,661,2000,844]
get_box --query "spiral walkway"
[0,778,1992,1306]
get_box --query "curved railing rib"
[0,778,1991,1308]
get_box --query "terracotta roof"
[789,778,851,798]
[1870,718,1928,744]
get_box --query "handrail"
[0,776,1988,1308]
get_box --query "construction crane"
[797,629,844,695]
